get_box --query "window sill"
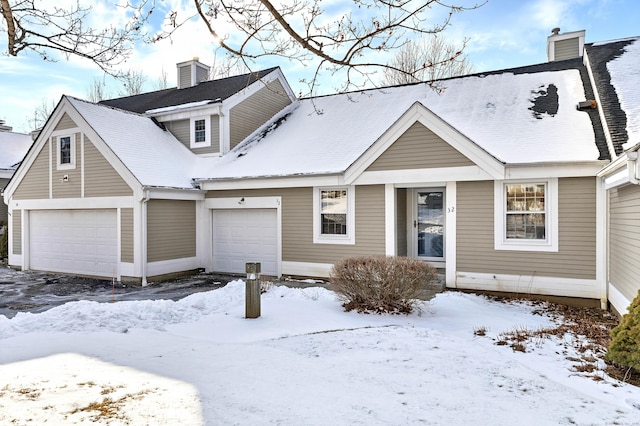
[313,235,355,245]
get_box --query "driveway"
[0,266,252,318]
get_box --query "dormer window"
[190,116,211,147]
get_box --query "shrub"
[606,290,640,373]
[330,256,438,314]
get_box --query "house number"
[447,207,455,213]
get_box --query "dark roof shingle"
[100,67,280,114]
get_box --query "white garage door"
[30,210,118,277]
[212,209,278,276]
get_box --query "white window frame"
[494,178,558,252]
[313,186,355,245]
[56,133,76,170]
[190,116,211,148]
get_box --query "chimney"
[0,120,12,132]
[547,28,586,61]
[176,57,211,89]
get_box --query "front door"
[415,189,445,260]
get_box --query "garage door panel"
[213,209,278,276]
[30,210,117,277]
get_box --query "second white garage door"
[30,209,118,278]
[212,209,278,276]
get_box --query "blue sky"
[1,0,638,133]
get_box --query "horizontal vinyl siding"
[84,138,132,197]
[554,38,579,61]
[229,80,292,149]
[52,133,81,199]
[164,118,220,154]
[121,208,134,263]
[12,211,21,255]
[207,185,386,265]
[13,139,50,200]
[456,178,596,279]
[54,113,77,131]
[165,119,190,146]
[147,199,196,262]
[609,184,640,303]
[367,122,474,171]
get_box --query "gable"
[10,102,135,201]
[366,122,475,172]
[55,112,77,131]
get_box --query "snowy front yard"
[1,281,639,425]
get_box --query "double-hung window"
[313,186,355,244]
[56,134,76,170]
[190,116,211,147]
[494,179,558,251]
[505,183,546,240]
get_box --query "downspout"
[141,188,150,286]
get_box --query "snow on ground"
[1,281,639,425]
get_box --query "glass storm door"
[416,190,444,259]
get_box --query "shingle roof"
[68,97,202,189]
[99,67,280,114]
[199,64,601,181]
[585,38,640,156]
[0,130,32,171]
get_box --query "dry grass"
[487,298,640,387]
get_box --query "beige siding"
[229,80,292,149]
[12,211,21,255]
[207,185,386,265]
[121,208,134,263]
[456,177,596,279]
[165,119,190,145]
[554,38,579,61]
[178,65,191,88]
[609,184,640,302]
[14,139,50,200]
[396,188,407,256]
[0,178,8,225]
[54,113,77,131]
[84,138,132,197]
[147,199,196,262]
[164,117,220,155]
[52,133,81,198]
[366,122,474,171]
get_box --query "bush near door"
[330,256,438,314]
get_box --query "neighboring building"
[3,32,640,314]
[0,122,33,233]
[591,37,640,315]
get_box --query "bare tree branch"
[0,0,150,76]
[383,36,474,85]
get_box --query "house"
[590,37,640,315]
[0,122,33,233]
[2,31,639,313]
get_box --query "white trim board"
[146,257,202,280]
[9,196,135,210]
[282,261,333,278]
[608,283,631,315]
[455,271,600,300]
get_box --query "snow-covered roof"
[606,38,640,150]
[0,130,32,172]
[200,68,599,180]
[67,97,202,189]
